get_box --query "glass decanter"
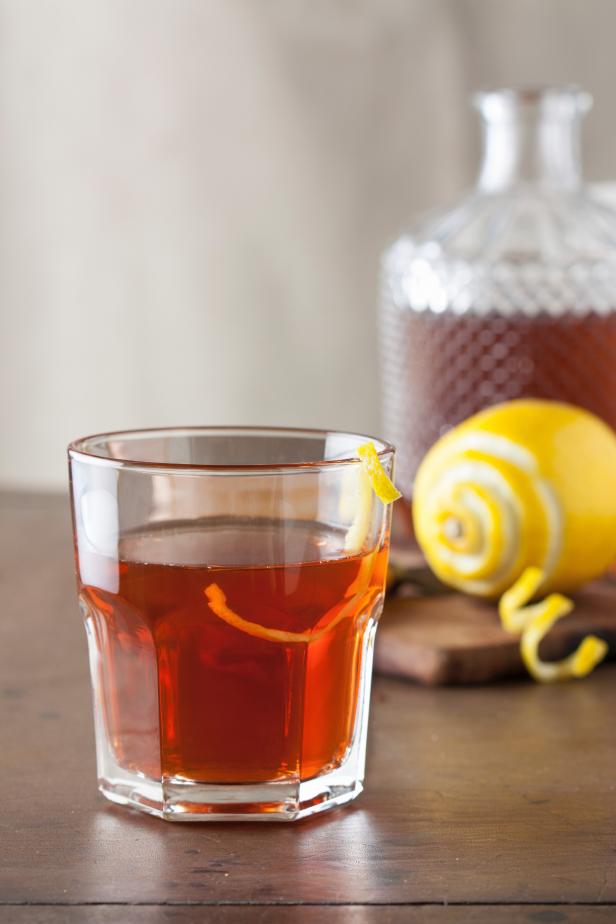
[380,86,616,500]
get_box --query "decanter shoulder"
[384,188,616,271]
[381,189,616,318]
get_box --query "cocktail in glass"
[68,427,395,821]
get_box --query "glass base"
[99,766,363,822]
[91,620,377,822]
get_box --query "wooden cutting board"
[374,570,616,685]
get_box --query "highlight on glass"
[68,427,396,821]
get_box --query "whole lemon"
[413,399,616,598]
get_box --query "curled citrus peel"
[357,442,401,504]
[203,443,397,645]
[520,601,608,682]
[343,442,400,554]
[499,566,608,682]
[499,566,550,633]
[204,555,378,645]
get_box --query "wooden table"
[2,492,615,922]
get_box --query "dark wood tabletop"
[2,492,615,923]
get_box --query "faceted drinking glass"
[68,427,394,821]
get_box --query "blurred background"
[3,0,616,489]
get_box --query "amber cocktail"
[69,428,394,821]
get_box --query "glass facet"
[68,428,394,821]
[380,85,616,499]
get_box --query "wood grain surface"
[1,492,615,920]
[0,907,614,923]
[376,581,616,685]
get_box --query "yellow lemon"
[413,399,616,599]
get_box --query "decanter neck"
[475,87,591,193]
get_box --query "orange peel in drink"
[204,553,378,645]
[204,443,398,646]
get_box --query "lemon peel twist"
[499,567,608,682]
[356,442,402,505]
[343,442,400,554]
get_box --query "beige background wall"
[2,0,616,488]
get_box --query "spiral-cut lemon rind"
[417,459,518,588]
[530,479,563,589]
[499,565,546,633]
[499,566,609,683]
[445,430,536,472]
[421,399,616,597]
[414,431,562,598]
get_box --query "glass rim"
[67,425,396,474]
